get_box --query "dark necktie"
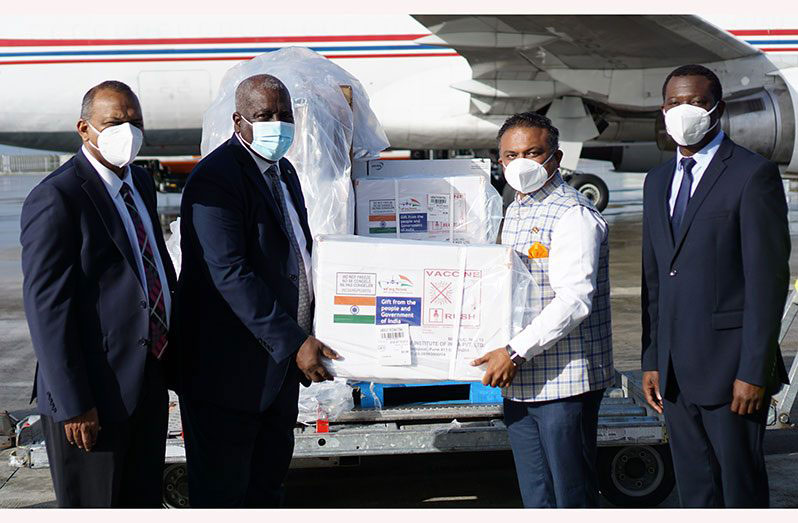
[671,157,696,237]
[265,165,312,333]
[120,183,169,359]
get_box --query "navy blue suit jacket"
[21,149,177,423]
[174,136,312,413]
[641,136,790,405]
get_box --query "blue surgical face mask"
[238,116,295,162]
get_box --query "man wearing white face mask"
[20,81,177,506]
[176,74,340,507]
[641,64,789,507]
[472,112,613,507]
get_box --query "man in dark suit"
[641,64,790,507]
[175,74,339,508]
[20,81,177,507]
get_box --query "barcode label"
[376,324,412,366]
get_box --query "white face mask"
[87,121,143,168]
[503,154,556,194]
[663,102,719,146]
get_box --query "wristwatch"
[506,344,525,367]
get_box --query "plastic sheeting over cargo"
[311,235,539,383]
[354,174,503,244]
[201,47,389,236]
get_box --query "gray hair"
[235,74,289,113]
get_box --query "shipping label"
[376,324,412,366]
[368,199,397,234]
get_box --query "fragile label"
[376,324,412,366]
[423,268,482,327]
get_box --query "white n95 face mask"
[504,155,555,194]
[239,116,295,162]
[663,102,719,146]
[87,121,143,168]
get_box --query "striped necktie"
[265,165,312,333]
[120,183,169,359]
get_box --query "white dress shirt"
[82,145,172,321]
[237,135,314,301]
[508,205,607,360]
[669,130,725,215]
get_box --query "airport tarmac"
[2,159,798,508]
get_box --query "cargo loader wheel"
[568,173,609,212]
[162,463,190,508]
[598,444,675,507]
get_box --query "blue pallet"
[353,381,502,409]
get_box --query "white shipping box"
[354,175,502,244]
[352,158,491,179]
[312,235,533,383]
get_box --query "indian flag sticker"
[333,296,376,324]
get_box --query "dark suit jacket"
[641,135,790,405]
[20,149,178,423]
[174,136,312,414]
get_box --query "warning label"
[336,272,376,296]
[423,268,482,327]
[376,296,422,326]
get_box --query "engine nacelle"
[609,143,672,172]
[656,85,795,164]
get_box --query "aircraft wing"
[411,15,762,116]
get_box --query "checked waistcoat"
[501,173,614,402]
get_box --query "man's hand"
[731,379,766,415]
[472,348,517,388]
[642,371,663,414]
[64,407,100,452]
[296,335,341,383]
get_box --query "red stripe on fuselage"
[0,52,460,66]
[0,34,431,47]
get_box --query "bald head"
[233,74,293,144]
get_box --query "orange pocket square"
[528,242,549,259]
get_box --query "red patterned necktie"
[120,183,168,359]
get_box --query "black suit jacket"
[641,135,790,405]
[20,149,178,423]
[174,136,312,414]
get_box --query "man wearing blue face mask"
[641,64,790,507]
[175,74,340,507]
[472,112,613,507]
[20,81,177,506]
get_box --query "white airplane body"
[2,14,798,174]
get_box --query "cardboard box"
[312,235,528,383]
[354,175,502,244]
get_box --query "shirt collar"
[81,144,133,197]
[676,129,725,170]
[516,170,565,206]
[235,133,279,176]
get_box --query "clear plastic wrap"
[311,235,540,383]
[353,174,503,244]
[296,379,355,425]
[165,218,181,277]
[201,47,389,236]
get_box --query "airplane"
[1,14,797,211]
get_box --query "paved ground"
[2,159,798,508]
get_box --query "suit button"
[289,274,298,282]
[140,300,148,309]
[139,337,150,348]
[669,269,677,277]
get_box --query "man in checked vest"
[21,81,178,506]
[175,74,340,507]
[473,112,613,508]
